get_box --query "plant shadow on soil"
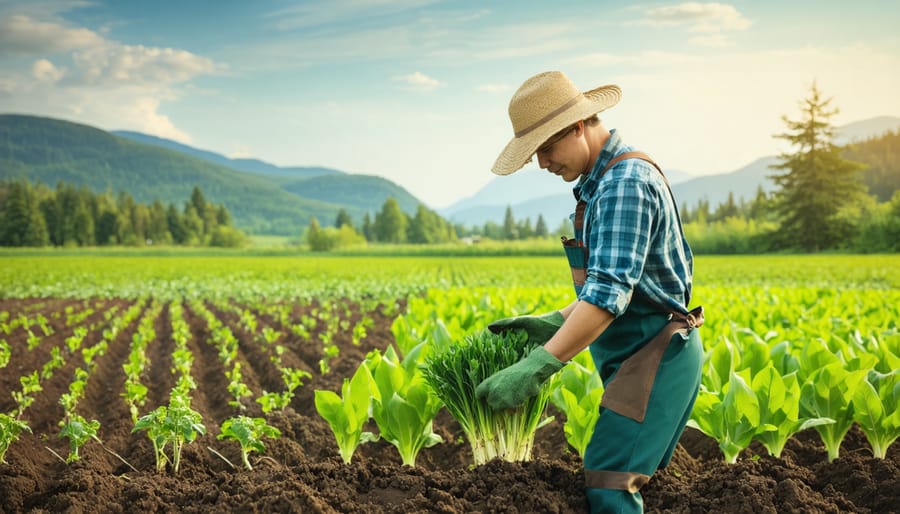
[0,297,897,513]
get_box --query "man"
[475,71,704,514]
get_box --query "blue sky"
[1,1,899,208]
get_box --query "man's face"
[535,122,586,182]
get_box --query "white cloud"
[32,58,65,83]
[0,15,104,56]
[636,2,751,47]
[0,14,220,144]
[642,2,751,32]
[688,34,729,48]
[395,71,443,91]
[70,44,219,86]
[476,83,510,93]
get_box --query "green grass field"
[1,252,897,300]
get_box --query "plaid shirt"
[573,129,694,317]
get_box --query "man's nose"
[536,151,550,169]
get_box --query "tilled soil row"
[0,297,897,513]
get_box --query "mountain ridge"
[0,114,426,235]
[443,116,900,227]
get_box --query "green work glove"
[475,346,565,410]
[487,311,564,345]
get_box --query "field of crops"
[0,253,897,513]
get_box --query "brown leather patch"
[584,469,651,493]
[570,266,586,285]
[600,322,689,422]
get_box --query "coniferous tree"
[0,180,48,246]
[502,206,517,240]
[148,200,172,244]
[167,203,188,244]
[712,192,740,222]
[534,215,548,238]
[361,213,373,241]
[770,82,866,251]
[72,200,94,246]
[335,209,353,228]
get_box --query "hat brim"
[492,84,621,176]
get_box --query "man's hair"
[584,114,601,126]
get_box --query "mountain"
[441,164,693,222]
[281,174,421,219]
[112,128,422,219]
[113,130,342,180]
[445,117,900,227]
[833,116,900,146]
[0,114,427,235]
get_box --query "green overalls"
[562,152,704,514]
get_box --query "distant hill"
[0,115,427,235]
[113,130,343,180]
[282,174,421,220]
[444,116,900,227]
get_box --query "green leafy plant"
[365,344,443,466]
[0,413,31,464]
[800,361,870,461]
[58,414,101,462]
[688,371,776,463]
[217,416,281,470]
[548,351,603,457]
[133,406,170,472]
[750,364,834,458]
[422,329,552,465]
[133,396,206,473]
[852,369,899,459]
[0,339,10,369]
[314,363,379,464]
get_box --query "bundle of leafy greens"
[422,329,552,466]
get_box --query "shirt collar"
[573,128,624,201]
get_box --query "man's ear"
[573,120,585,136]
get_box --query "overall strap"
[563,151,691,317]
[571,151,662,235]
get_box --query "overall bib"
[562,152,704,514]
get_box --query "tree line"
[677,83,900,254]
[0,180,247,247]
[306,198,459,251]
[449,84,900,254]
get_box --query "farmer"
[475,71,704,514]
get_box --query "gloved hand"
[487,311,564,345]
[475,346,564,410]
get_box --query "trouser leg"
[583,330,702,514]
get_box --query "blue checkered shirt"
[573,129,694,317]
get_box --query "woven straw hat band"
[514,95,581,138]
[508,71,583,137]
[491,71,621,175]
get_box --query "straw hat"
[492,71,621,175]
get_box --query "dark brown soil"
[0,298,897,513]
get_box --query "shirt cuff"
[578,278,633,317]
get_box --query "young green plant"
[58,413,101,463]
[217,416,281,470]
[851,369,899,459]
[314,363,379,464]
[548,351,603,457]
[364,343,443,466]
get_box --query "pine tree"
[770,83,866,251]
[534,215,548,237]
[502,206,517,240]
[335,209,353,228]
